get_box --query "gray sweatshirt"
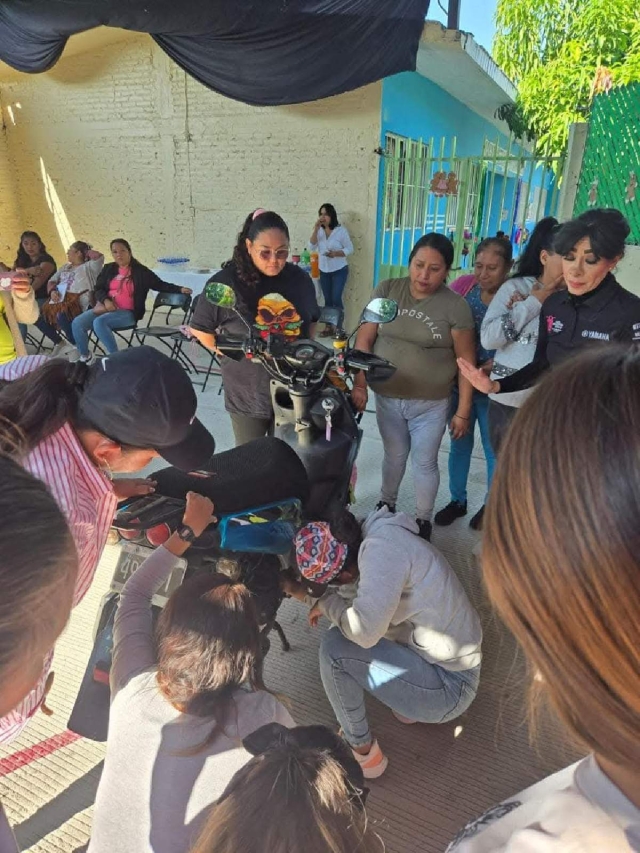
[317,509,482,672]
[88,546,294,853]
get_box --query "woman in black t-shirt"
[190,210,320,446]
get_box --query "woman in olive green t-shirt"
[353,234,475,541]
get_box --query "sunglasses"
[257,249,289,261]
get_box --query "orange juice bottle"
[310,251,320,278]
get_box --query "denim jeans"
[319,627,481,747]
[71,308,136,356]
[319,266,349,311]
[375,394,449,521]
[18,297,61,346]
[448,389,495,504]
[56,312,75,345]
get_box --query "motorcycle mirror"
[204,282,237,309]
[361,298,398,325]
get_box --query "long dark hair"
[329,510,363,573]
[0,451,77,691]
[319,203,339,230]
[15,231,47,268]
[223,210,290,292]
[554,208,630,261]
[484,345,640,770]
[512,217,560,279]
[155,573,273,750]
[0,360,92,455]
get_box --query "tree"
[493,0,640,155]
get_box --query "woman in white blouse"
[309,203,354,336]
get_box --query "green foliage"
[494,0,640,155]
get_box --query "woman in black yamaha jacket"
[459,208,640,399]
[189,210,319,446]
[70,238,191,363]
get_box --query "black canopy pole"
[447,0,460,30]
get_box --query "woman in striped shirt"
[0,346,216,743]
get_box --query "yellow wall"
[0,37,382,324]
[0,121,21,260]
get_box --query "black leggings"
[487,399,518,457]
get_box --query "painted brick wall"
[0,121,21,259]
[0,38,382,325]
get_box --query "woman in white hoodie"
[284,509,482,779]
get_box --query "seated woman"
[42,241,104,351]
[88,492,294,853]
[447,347,640,852]
[284,507,482,779]
[0,269,39,364]
[4,231,63,352]
[0,455,77,853]
[192,723,383,853]
[0,346,215,743]
[70,238,191,363]
[189,209,319,446]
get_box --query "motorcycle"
[67,292,397,742]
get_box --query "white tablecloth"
[152,268,220,297]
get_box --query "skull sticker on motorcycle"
[255,293,303,339]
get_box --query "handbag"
[41,290,87,327]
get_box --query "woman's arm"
[351,322,379,411]
[110,494,215,694]
[46,269,62,293]
[28,261,55,294]
[145,268,190,295]
[94,267,111,304]
[309,219,322,247]
[317,539,405,647]
[326,227,354,259]
[481,281,541,350]
[451,329,475,438]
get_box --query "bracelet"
[454,414,470,420]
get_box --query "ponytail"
[223,210,290,294]
[513,216,560,279]
[0,360,91,455]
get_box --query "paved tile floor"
[0,371,582,853]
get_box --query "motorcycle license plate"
[111,543,187,607]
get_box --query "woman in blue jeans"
[70,238,190,363]
[283,508,482,780]
[435,237,512,531]
[309,203,353,335]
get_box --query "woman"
[284,507,482,779]
[0,269,39,364]
[480,217,564,455]
[0,455,77,853]
[435,237,512,531]
[89,493,294,853]
[2,231,63,351]
[43,241,104,349]
[70,238,191,363]
[459,209,640,400]
[192,723,383,853]
[309,203,354,335]
[0,346,216,742]
[447,347,640,852]
[353,233,475,541]
[190,210,320,446]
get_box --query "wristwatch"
[176,523,197,543]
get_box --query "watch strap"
[177,524,197,543]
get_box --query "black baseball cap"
[78,347,215,471]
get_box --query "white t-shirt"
[309,225,354,274]
[447,755,640,852]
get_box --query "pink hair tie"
[252,208,267,221]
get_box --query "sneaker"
[416,518,432,541]
[66,347,80,363]
[350,739,389,779]
[434,501,467,526]
[375,501,396,513]
[469,505,485,531]
[392,709,418,725]
[78,354,94,364]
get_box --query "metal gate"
[377,133,565,279]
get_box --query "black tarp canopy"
[0,0,430,106]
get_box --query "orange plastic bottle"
[310,251,320,279]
